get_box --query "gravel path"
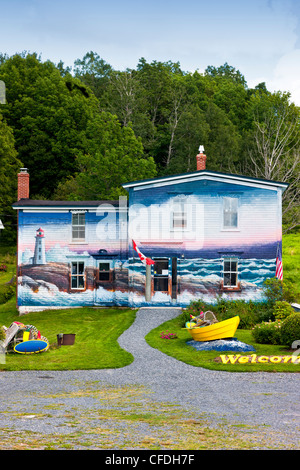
[0,307,299,449]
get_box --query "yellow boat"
[186,316,240,342]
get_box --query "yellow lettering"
[258,356,269,363]
[219,354,300,365]
[238,356,249,363]
[270,356,282,363]
[250,354,257,363]
[219,354,241,364]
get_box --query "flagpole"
[145,264,151,302]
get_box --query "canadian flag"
[132,240,155,265]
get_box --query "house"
[13,149,288,314]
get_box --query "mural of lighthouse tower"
[33,227,46,265]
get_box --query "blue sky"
[1,0,300,104]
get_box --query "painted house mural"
[13,150,288,313]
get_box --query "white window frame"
[222,196,239,230]
[71,261,85,290]
[71,211,86,242]
[223,257,238,288]
[171,199,188,231]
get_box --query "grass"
[0,298,137,371]
[145,314,300,373]
[283,232,300,300]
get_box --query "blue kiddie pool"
[14,340,49,354]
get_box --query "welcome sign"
[219,354,300,364]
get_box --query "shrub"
[252,320,282,345]
[280,313,300,347]
[0,283,15,304]
[213,298,274,328]
[263,278,296,304]
[0,264,7,272]
[185,299,207,317]
[273,301,294,321]
[183,297,275,329]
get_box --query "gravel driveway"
[0,307,299,450]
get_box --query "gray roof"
[122,169,289,191]
[12,199,121,209]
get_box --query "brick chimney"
[18,168,29,200]
[196,145,206,171]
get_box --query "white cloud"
[268,49,300,105]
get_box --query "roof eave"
[122,169,289,191]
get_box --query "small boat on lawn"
[185,314,240,342]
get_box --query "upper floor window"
[172,209,187,230]
[72,212,85,241]
[172,200,187,230]
[223,197,238,229]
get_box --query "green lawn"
[145,313,300,373]
[283,233,300,300]
[0,298,137,371]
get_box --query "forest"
[0,51,299,242]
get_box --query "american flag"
[132,240,155,265]
[276,246,283,280]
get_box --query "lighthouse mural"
[32,228,46,265]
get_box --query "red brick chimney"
[196,145,206,171]
[18,168,29,200]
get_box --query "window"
[223,197,238,229]
[72,212,85,241]
[223,258,238,288]
[172,201,187,230]
[99,262,111,281]
[172,210,187,229]
[71,261,85,289]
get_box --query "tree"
[73,51,113,98]
[247,91,300,231]
[205,62,247,87]
[204,101,241,172]
[54,112,157,200]
[0,52,99,198]
[0,113,22,242]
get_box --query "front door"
[151,257,178,303]
[153,258,169,294]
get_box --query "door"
[153,258,169,294]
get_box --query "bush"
[273,301,294,320]
[0,283,15,304]
[280,313,300,347]
[184,299,206,317]
[252,320,282,345]
[263,278,296,304]
[183,297,274,329]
